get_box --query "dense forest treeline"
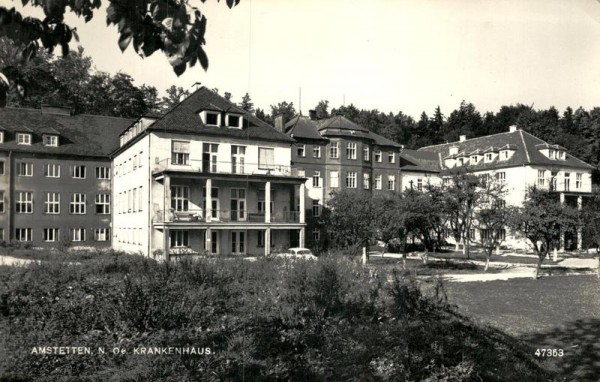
[3,37,599,167]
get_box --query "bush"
[0,250,552,381]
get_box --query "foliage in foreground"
[0,252,553,381]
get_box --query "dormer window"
[226,114,242,129]
[458,157,464,166]
[500,151,508,160]
[17,133,32,145]
[470,156,478,164]
[206,112,219,126]
[557,150,565,160]
[549,149,555,159]
[43,134,59,147]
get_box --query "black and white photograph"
[1,0,600,380]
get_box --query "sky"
[10,0,600,118]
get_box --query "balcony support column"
[205,228,212,254]
[265,181,271,223]
[299,182,306,224]
[162,174,171,262]
[559,192,565,252]
[578,195,583,250]
[205,178,212,222]
[299,227,306,248]
[264,228,271,256]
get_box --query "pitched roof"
[285,115,326,140]
[316,115,370,133]
[400,149,441,173]
[0,107,133,157]
[418,130,593,171]
[148,87,293,143]
[370,132,403,148]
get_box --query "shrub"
[0,249,552,381]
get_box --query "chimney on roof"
[274,114,284,132]
[509,125,518,132]
[308,109,317,121]
[459,135,467,142]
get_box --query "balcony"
[153,158,302,178]
[153,209,301,224]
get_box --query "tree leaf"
[118,30,133,52]
[197,47,208,70]
[173,61,186,76]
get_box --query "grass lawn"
[446,275,600,380]
[365,256,504,275]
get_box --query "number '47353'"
[535,349,564,357]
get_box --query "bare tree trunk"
[455,242,460,252]
[421,249,429,264]
[534,254,544,279]
[484,253,490,272]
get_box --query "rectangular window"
[43,228,59,242]
[564,172,570,191]
[71,228,86,242]
[576,173,582,189]
[537,170,545,187]
[43,135,58,146]
[346,143,357,160]
[231,145,246,174]
[0,191,4,213]
[95,194,110,214]
[0,131,4,143]
[18,162,33,177]
[258,147,274,169]
[16,191,33,213]
[70,193,86,214]
[312,228,320,241]
[171,186,190,211]
[417,178,423,191]
[312,199,320,217]
[363,146,370,161]
[17,133,31,145]
[206,112,219,126]
[44,192,60,214]
[257,231,265,247]
[297,144,305,157]
[501,151,508,160]
[15,228,32,242]
[551,171,558,190]
[227,114,240,128]
[0,161,4,175]
[313,171,321,188]
[330,171,339,188]
[172,140,190,165]
[170,230,189,248]
[329,142,339,159]
[388,152,395,163]
[363,173,370,189]
[549,149,555,159]
[387,175,396,191]
[313,146,321,158]
[346,172,357,188]
[96,167,110,179]
[138,186,143,211]
[94,228,110,241]
[374,150,382,162]
[73,165,86,179]
[231,231,245,254]
[375,174,382,190]
[495,171,506,181]
[485,153,492,161]
[203,143,219,173]
[44,164,60,178]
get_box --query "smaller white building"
[401,126,594,250]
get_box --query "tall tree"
[327,189,376,256]
[240,92,254,112]
[160,85,191,112]
[314,99,330,119]
[509,187,579,279]
[444,101,483,142]
[270,101,296,125]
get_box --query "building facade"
[0,106,132,248]
[403,126,594,250]
[282,111,403,251]
[111,87,307,259]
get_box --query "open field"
[446,275,600,380]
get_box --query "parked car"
[275,247,317,260]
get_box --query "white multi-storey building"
[111,87,307,259]
[400,126,594,250]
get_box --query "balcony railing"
[153,158,301,177]
[153,209,301,224]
